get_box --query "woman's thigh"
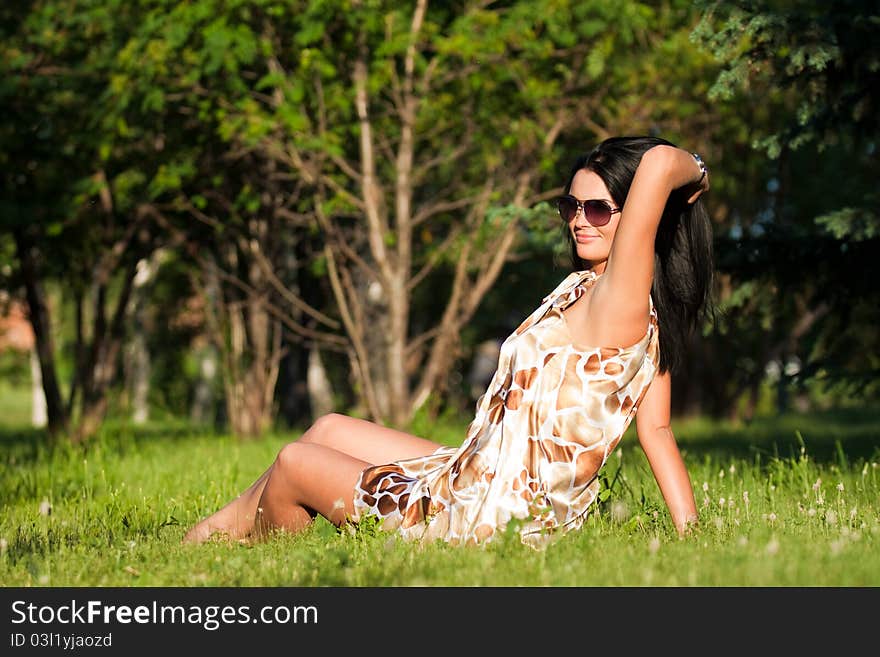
[299,413,444,465]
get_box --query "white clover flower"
[825,510,838,525]
[719,497,726,506]
[808,508,817,517]
[850,507,858,520]
[702,482,709,492]
[836,482,844,492]
[742,490,750,504]
[812,478,822,491]
[728,499,735,509]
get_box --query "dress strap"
[541,269,600,306]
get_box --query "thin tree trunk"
[307,346,334,419]
[30,348,47,428]
[14,229,67,435]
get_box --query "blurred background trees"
[1,0,877,442]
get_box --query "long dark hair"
[563,135,714,375]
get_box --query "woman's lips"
[575,233,599,243]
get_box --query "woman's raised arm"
[592,146,708,338]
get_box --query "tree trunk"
[14,229,67,435]
[307,346,334,419]
[30,348,47,428]
[190,343,218,425]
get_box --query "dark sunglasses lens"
[557,196,578,222]
[584,200,611,226]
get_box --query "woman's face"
[567,169,620,274]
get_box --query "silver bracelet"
[691,152,707,183]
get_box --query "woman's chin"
[576,248,607,265]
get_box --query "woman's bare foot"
[181,500,255,544]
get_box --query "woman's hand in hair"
[641,145,710,204]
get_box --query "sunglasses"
[556,195,621,226]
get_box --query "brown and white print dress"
[351,269,660,549]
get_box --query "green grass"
[0,406,878,586]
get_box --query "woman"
[183,136,713,549]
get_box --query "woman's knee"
[274,441,304,477]
[302,412,346,444]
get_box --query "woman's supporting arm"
[635,370,699,536]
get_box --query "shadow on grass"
[0,407,877,467]
[0,417,304,467]
[671,406,880,465]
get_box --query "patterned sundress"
[351,269,660,549]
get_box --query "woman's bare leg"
[182,413,442,544]
[252,442,371,538]
[298,413,443,463]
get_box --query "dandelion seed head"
[610,501,629,523]
[768,512,777,523]
[825,510,838,525]
[808,508,816,517]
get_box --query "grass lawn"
[0,398,878,586]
